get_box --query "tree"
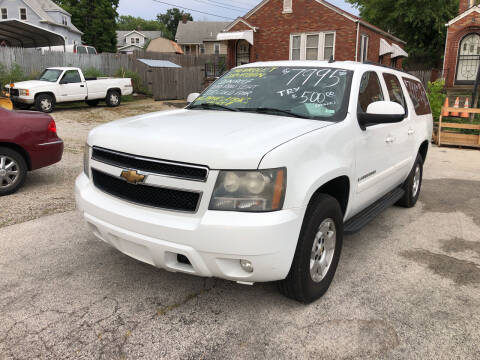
[346,0,458,68]
[117,15,167,33]
[157,8,193,40]
[53,0,119,53]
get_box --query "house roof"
[446,5,480,26]
[116,30,164,46]
[223,0,405,45]
[22,0,83,34]
[175,21,230,44]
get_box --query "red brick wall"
[444,11,480,87]
[226,0,405,69]
[357,24,405,68]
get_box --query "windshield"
[39,69,63,82]
[189,66,353,120]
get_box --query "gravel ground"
[1,99,178,228]
[1,109,480,359]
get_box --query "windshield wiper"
[189,102,239,112]
[239,107,310,119]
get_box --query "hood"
[9,80,53,90]
[88,109,334,169]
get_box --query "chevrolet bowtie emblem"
[120,170,145,184]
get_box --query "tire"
[279,194,344,303]
[86,100,100,107]
[105,90,121,107]
[35,94,55,113]
[0,147,28,196]
[396,153,423,208]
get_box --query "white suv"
[76,61,433,303]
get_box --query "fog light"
[240,259,253,273]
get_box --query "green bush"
[83,67,106,78]
[427,79,446,121]
[114,68,150,95]
[0,64,28,89]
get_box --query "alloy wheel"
[310,218,336,283]
[0,155,20,188]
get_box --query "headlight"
[83,144,91,178]
[209,168,286,212]
[18,89,29,96]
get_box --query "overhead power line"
[202,0,250,11]
[190,0,246,13]
[151,0,235,20]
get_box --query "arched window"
[456,33,480,84]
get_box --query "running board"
[344,187,405,234]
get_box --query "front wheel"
[0,147,27,196]
[35,94,55,113]
[278,194,343,303]
[396,153,423,208]
[105,90,121,107]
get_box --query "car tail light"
[131,79,134,88]
[47,119,57,135]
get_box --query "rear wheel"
[86,99,99,107]
[35,94,55,113]
[0,147,27,196]
[105,90,121,107]
[396,153,423,208]
[278,194,343,303]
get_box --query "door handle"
[408,129,415,135]
[385,136,395,143]
[80,85,85,88]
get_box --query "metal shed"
[0,19,65,48]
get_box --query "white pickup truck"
[76,61,433,303]
[6,67,133,113]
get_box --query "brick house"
[217,0,407,69]
[443,0,480,87]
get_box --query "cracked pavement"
[1,136,480,358]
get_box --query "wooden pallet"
[437,107,480,148]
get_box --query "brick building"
[217,0,407,69]
[443,0,480,87]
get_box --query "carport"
[0,19,65,48]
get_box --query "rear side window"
[383,73,406,111]
[76,45,87,54]
[402,78,431,115]
[358,71,384,112]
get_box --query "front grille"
[92,169,201,212]
[92,147,208,181]
[10,89,19,97]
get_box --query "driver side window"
[358,71,384,112]
[61,70,81,84]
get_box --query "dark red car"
[0,108,63,196]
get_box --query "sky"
[117,0,359,22]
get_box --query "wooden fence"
[437,106,480,148]
[0,47,226,99]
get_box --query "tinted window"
[87,46,96,54]
[403,78,431,115]
[358,71,384,112]
[62,70,81,83]
[383,73,406,110]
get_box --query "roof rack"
[362,61,410,75]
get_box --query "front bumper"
[75,173,306,282]
[10,95,34,105]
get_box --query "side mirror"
[358,101,405,130]
[187,92,200,104]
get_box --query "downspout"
[355,21,360,62]
[442,24,449,80]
